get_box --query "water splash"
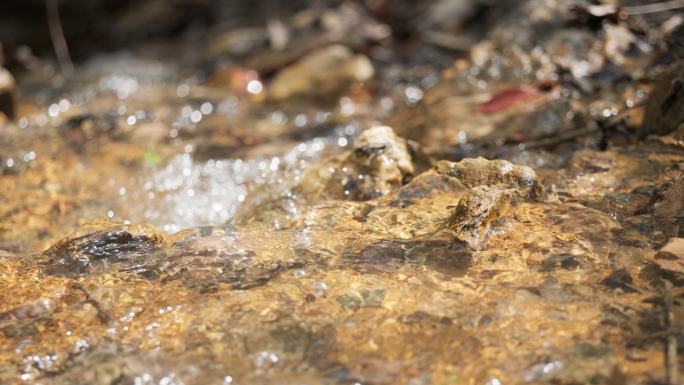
[118,137,334,232]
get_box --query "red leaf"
[476,85,540,114]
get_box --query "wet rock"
[543,28,604,79]
[555,149,683,203]
[207,27,269,58]
[601,268,636,292]
[61,113,120,152]
[343,238,471,274]
[206,67,260,94]
[590,192,653,221]
[651,238,684,274]
[297,125,425,201]
[446,185,516,248]
[0,299,56,337]
[602,23,636,65]
[434,157,542,199]
[523,343,622,384]
[541,253,581,272]
[436,158,541,249]
[269,45,374,100]
[655,174,684,236]
[640,61,684,137]
[233,126,427,226]
[45,344,150,385]
[40,221,305,291]
[0,150,30,176]
[336,287,386,310]
[42,219,167,277]
[160,234,304,291]
[0,66,15,120]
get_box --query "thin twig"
[517,126,601,150]
[623,0,684,15]
[664,279,679,385]
[45,0,73,76]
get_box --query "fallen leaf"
[476,85,540,114]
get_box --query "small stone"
[440,157,542,249]
[446,185,515,248]
[434,157,542,199]
[655,174,684,236]
[269,44,374,100]
[656,174,684,220]
[297,125,420,201]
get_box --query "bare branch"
[45,0,74,76]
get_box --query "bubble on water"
[35,114,48,126]
[523,360,564,382]
[294,114,308,127]
[246,80,263,94]
[48,103,60,117]
[200,102,213,115]
[118,137,335,231]
[74,339,89,353]
[58,98,70,112]
[404,86,423,105]
[269,157,280,171]
[134,373,153,385]
[311,281,328,298]
[343,124,358,136]
[254,351,279,368]
[158,373,183,385]
[270,111,288,125]
[190,110,202,123]
[14,339,32,354]
[340,97,355,116]
[293,269,306,278]
[176,84,190,97]
[218,97,239,116]
[380,96,394,111]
